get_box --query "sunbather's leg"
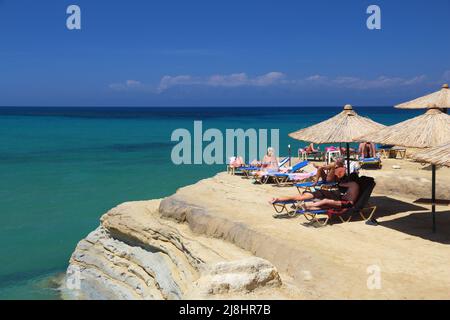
[254,170,264,177]
[305,198,342,209]
[369,143,376,158]
[358,143,364,158]
[270,192,314,204]
[312,167,327,184]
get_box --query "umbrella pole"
[432,164,436,233]
[346,143,351,177]
[288,144,292,167]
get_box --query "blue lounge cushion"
[295,181,336,188]
[237,166,260,171]
[274,172,289,177]
[267,160,309,177]
[295,209,328,215]
[291,160,309,172]
[360,157,380,162]
[273,200,297,205]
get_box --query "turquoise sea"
[0,107,422,299]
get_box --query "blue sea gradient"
[0,107,422,299]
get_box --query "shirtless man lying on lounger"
[270,179,360,210]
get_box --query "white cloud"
[301,74,427,89]
[305,74,327,82]
[157,72,286,92]
[109,79,145,91]
[253,72,286,86]
[125,80,142,87]
[158,75,195,92]
[207,73,249,87]
[109,72,428,94]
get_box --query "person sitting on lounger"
[229,156,244,168]
[254,147,279,178]
[358,142,376,159]
[301,180,360,211]
[310,157,346,186]
[299,143,319,156]
[270,177,360,210]
[305,143,319,153]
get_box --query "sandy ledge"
[64,159,450,300]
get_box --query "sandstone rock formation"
[63,200,295,300]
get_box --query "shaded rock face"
[63,201,285,300]
[65,227,184,300]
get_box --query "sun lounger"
[379,145,406,159]
[235,165,261,178]
[272,199,298,214]
[253,157,290,184]
[306,151,325,161]
[278,170,317,186]
[378,145,393,159]
[235,157,290,178]
[390,146,407,159]
[296,176,377,226]
[277,157,291,168]
[269,160,310,186]
[295,181,338,193]
[359,157,382,169]
[271,181,338,214]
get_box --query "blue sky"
[0,0,449,106]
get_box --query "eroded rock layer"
[64,200,295,300]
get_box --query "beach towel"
[286,169,317,182]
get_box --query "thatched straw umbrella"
[396,84,449,112]
[413,142,450,167]
[289,104,385,176]
[358,106,450,232]
[357,105,450,148]
[411,142,450,232]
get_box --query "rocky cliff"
[63,199,299,300]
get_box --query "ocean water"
[0,107,421,299]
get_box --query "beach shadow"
[325,196,427,225]
[369,196,428,219]
[271,184,296,188]
[272,212,300,220]
[380,210,450,244]
[308,196,428,226]
[275,196,433,231]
